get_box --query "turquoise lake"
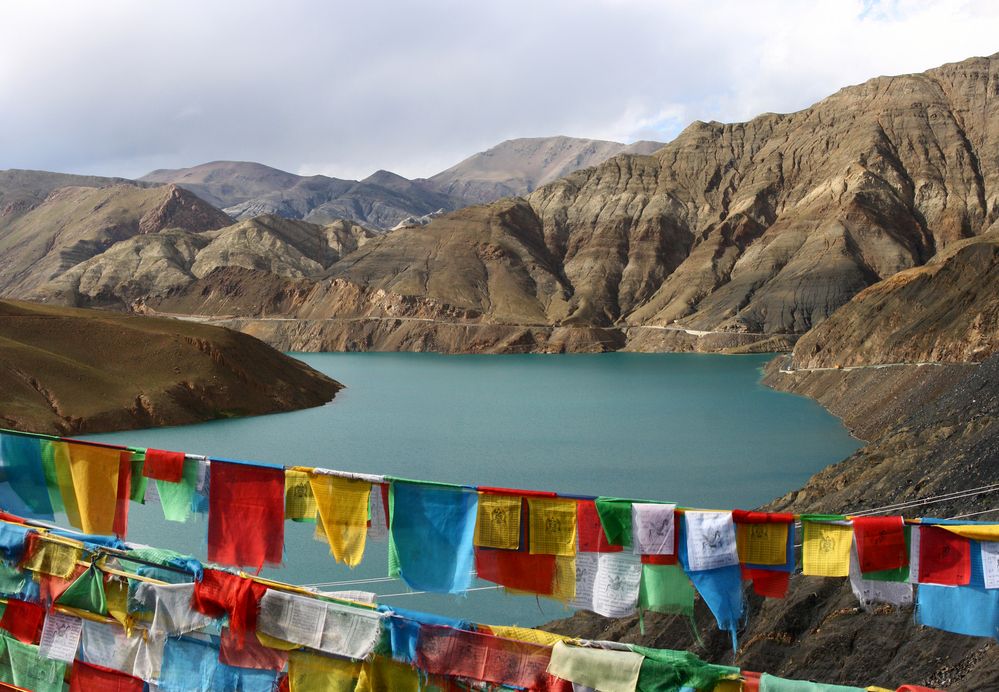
[82,352,861,625]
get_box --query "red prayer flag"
[0,599,45,644]
[742,567,790,598]
[577,500,623,553]
[192,568,268,646]
[207,461,284,570]
[732,510,794,524]
[853,516,907,572]
[220,626,289,671]
[142,448,186,483]
[113,451,132,539]
[742,671,762,692]
[70,660,144,692]
[417,624,552,689]
[918,526,971,585]
[475,548,556,595]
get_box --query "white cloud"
[0,0,995,180]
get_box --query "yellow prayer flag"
[66,443,120,535]
[22,539,82,579]
[528,497,577,556]
[474,493,522,549]
[105,576,131,632]
[487,624,574,646]
[256,631,299,651]
[712,680,743,692]
[49,442,82,530]
[309,473,371,568]
[285,470,318,521]
[289,650,362,692]
[736,522,788,566]
[939,524,999,541]
[802,521,852,577]
[551,554,576,603]
[356,656,419,692]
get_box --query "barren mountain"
[0,184,231,297]
[0,300,340,435]
[428,136,664,203]
[0,169,152,224]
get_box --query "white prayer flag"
[684,511,739,571]
[907,525,921,584]
[632,503,676,555]
[571,552,642,618]
[257,589,383,659]
[981,542,999,589]
[133,582,220,638]
[80,620,164,682]
[849,543,912,609]
[38,611,82,663]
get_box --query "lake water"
[82,352,861,625]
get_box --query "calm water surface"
[83,353,861,625]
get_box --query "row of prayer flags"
[0,507,951,692]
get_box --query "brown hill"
[0,184,231,298]
[0,169,153,225]
[0,300,341,435]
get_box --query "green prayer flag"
[0,563,27,597]
[640,563,694,616]
[759,672,865,691]
[130,452,148,503]
[56,563,107,615]
[156,457,199,522]
[630,645,739,692]
[595,497,635,547]
[38,441,64,513]
[4,634,67,692]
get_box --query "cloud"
[0,0,996,180]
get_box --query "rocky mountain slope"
[141,161,456,229]
[0,300,341,435]
[124,53,998,354]
[0,169,151,224]
[428,136,664,203]
[0,184,232,298]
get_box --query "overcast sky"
[1,0,996,181]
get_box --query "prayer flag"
[474,493,522,549]
[132,581,219,637]
[852,516,907,573]
[38,610,82,663]
[632,503,676,556]
[743,567,791,598]
[0,599,44,644]
[0,523,29,563]
[155,457,199,523]
[848,544,912,609]
[208,460,285,570]
[917,526,970,585]
[113,451,132,539]
[0,434,54,520]
[389,481,478,594]
[66,442,121,535]
[357,656,420,692]
[55,563,107,615]
[684,511,739,571]
[284,470,317,521]
[547,641,643,692]
[257,588,383,660]
[78,619,164,682]
[577,500,622,553]
[640,562,695,616]
[475,548,556,595]
[631,646,741,692]
[981,541,999,589]
[191,568,268,646]
[417,624,552,689]
[678,519,744,649]
[2,634,67,692]
[142,448,186,483]
[595,498,634,547]
[733,511,793,567]
[938,524,999,541]
[20,533,81,579]
[571,552,642,617]
[288,650,362,692]
[759,673,865,691]
[483,625,572,646]
[309,472,370,567]
[553,554,576,602]
[376,605,472,664]
[528,497,577,556]
[802,520,852,577]
[69,660,144,692]
[220,626,289,672]
[159,633,279,692]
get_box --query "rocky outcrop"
[0,184,231,297]
[0,300,341,435]
[428,136,664,204]
[791,231,999,369]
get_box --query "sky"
[1,0,997,181]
